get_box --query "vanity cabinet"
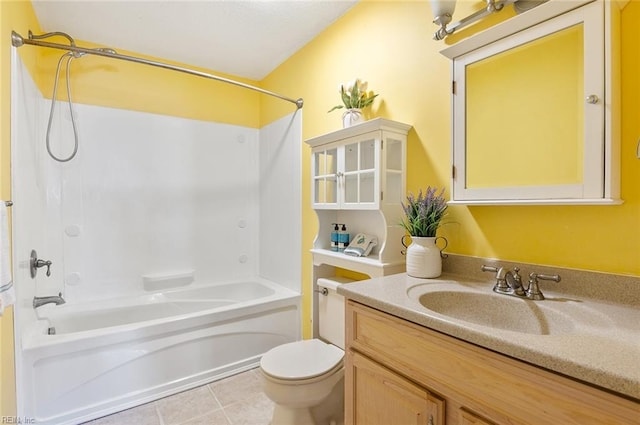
[345,300,639,425]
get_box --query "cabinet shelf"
[310,249,405,278]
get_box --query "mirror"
[442,0,620,205]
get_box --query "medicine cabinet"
[441,0,622,205]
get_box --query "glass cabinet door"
[313,148,338,206]
[343,139,377,206]
[359,139,376,204]
[311,129,402,210]
[384,137,404,203]
[344,142,359,204]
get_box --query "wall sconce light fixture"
[431,0,519,41]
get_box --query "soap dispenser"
[338,224,350,252]
[331,223,340,252]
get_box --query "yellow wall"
[261,0,640,337]
[35,41,262,128]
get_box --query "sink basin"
[417,290,577,335]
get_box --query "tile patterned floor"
[85,368,273,425]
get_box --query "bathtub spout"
[33,293,66,308]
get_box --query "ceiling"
[31,0,358,81]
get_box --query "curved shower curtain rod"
[11,30,304,110]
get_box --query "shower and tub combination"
[10,31,303,424]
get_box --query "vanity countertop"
[337,272,640,401]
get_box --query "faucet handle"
[30,250,52,278]
[481,265,510,293]
[533,273,561,283]
[481,265,499,274]
[527,272,561,300]
[36,259,52,277]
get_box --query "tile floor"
[84,368,273,425]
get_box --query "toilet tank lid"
[317,276,354,291]
[260,339,344,380]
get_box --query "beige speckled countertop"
[337,271,640,401]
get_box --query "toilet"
[260,276,353,425]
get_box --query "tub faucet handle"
[30,249,52,278]
[37,259,52,277]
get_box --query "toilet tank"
[317,277,354,350]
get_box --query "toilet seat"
[261,339,344,381]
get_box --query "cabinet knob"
[428,415,434,425]
[586,94,599,104]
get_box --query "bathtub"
[20,279,300,424]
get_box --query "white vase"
[403,236,446,278]
[342,108,363,128]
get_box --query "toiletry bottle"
[331,223,340,252]
[338,224,350,252]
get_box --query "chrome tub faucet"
[33,292,66,308]
[482,265,561,300]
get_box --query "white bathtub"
[20,279,300,424]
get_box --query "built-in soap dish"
[142,270,195,291]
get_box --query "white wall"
[259,111,302,292]
[11,54,302,306]
[58,104,263,302]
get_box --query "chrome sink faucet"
[33,292,66,308]
[481,265,561,300]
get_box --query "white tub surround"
[10,51,302,423]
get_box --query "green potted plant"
[400,186,448,278]
[328,78,378,128]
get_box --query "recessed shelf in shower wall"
[142,270,195,291]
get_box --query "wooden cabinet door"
[346,349,445,425]
[459,409,496,425]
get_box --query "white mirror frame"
[441,0,622,205]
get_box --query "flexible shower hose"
[46,51,80,163]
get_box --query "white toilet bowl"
[260,339,345,425]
